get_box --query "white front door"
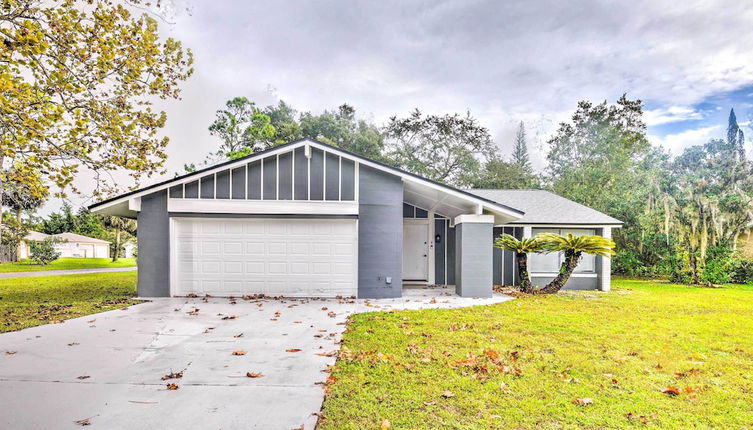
[171,218,358,297]
[403,220,429,280]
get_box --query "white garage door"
[171,218,358,297]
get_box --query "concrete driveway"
[0,287,511,429]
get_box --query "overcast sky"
[54,0,753,213]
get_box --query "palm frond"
[536,232,616,257]
[494,234,544,253]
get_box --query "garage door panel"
[173,218,357,297]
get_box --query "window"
[529,228,596,273]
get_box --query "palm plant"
[536,233,616,294]
[493,234,544,293]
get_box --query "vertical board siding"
[262,156,277,200]
[169,185,183,198]
[278,151,293,200]
[231,167,246,199]
[294,147,309,200]
[446,226,456,285]
[435,218,446,284]
[310,148,324,200]
[165,147,359,203]
[199,175,214,199]
[215,169,230,199]
[184,180,199,198]
[247,161,262,199]
[340,158,355,201]
[325,153,340,201]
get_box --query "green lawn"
[320,279,753,429]
[0,257,136,272]
[0,271,138,333]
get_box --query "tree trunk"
[112,229,120,262]
[688,252,700,284]
[538,250,582,294]
[515,252,535,294]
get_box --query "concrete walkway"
[0,286,512,429]
[0,266,137,279]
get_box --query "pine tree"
[511,121,531,170]
[727,108,746,161]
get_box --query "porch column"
[597,227,612,292]
[454,214,494,298]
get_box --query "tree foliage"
[29,236,62,265]
[1,0,193,198]
[471,157,540,189]
[385,109,493,186]
[493,234,543,293]
[208,97,275,156]
[511,121,531,170]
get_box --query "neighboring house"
[123,239,137,258]
[90,138,621,299]
[19,231,110,259]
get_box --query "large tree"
[1,0,193,203]
[208,96,276,157]
[298,104,384,159]
[546,95,656,269]
[385,109,493,186]
[471,157,540,189]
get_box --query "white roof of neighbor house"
[24,231,51,241]
[466,189,623,226]
[53,232,111,244]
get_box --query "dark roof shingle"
[466,189,622,225]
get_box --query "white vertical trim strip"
[307,151,311,200]
[354,162,359,202]
[213,173,217,199]
[291,149,295,200]
[261,158,265,200]
[229,166,233,199]
[244,163,248,199]
[338,156,342,201]
[323,151,327,200]
[445,219,448,284]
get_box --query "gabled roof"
[90,138,524,223]
[53,232,111,244]
[466,189,622,226]
[24,231,50,241]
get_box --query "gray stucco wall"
[530,275,598,290]
[455,221,493,297]
[358,165,403,298]
[136,190,170,297]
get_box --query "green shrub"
[700,245,734,284]
[29,237,63,265]
[730,257,753,284]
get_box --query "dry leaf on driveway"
[166,383,179,390]
[232,350,247,356]
[187,308,199,315]
[5,351,16,355]
[286,348,302,353]
[77,375,90,380]
[161,370,183,380]
[315,350,338,357]
[74,417,91,426]
[233,333,243,338]
[222,315,238,320]
[246,372,264,378]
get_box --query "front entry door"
[403,220,430,280]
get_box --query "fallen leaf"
[660,386,681,396]
[166,383,179,390]
[232,350,247,356]
[327,311,336,318]
[161,370,183,380]
[233,333,244,338]
[441,390,455,398]
[315,350,338,357]
[222,315,238,320]
[77,375,90,380]
[187,308,200,315]
[246,372,264,378]
[5,351,16,355]
[68,342,79,346]
[74,418,91,426]
[286,349,302,353]
[381,418,391,429]
[573,397,593,406]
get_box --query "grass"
[0,257,136,272]
[320,279,753,429]
[0,271,138,333]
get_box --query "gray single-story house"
[90,138,621,298]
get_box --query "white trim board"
[167,198,359,215]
